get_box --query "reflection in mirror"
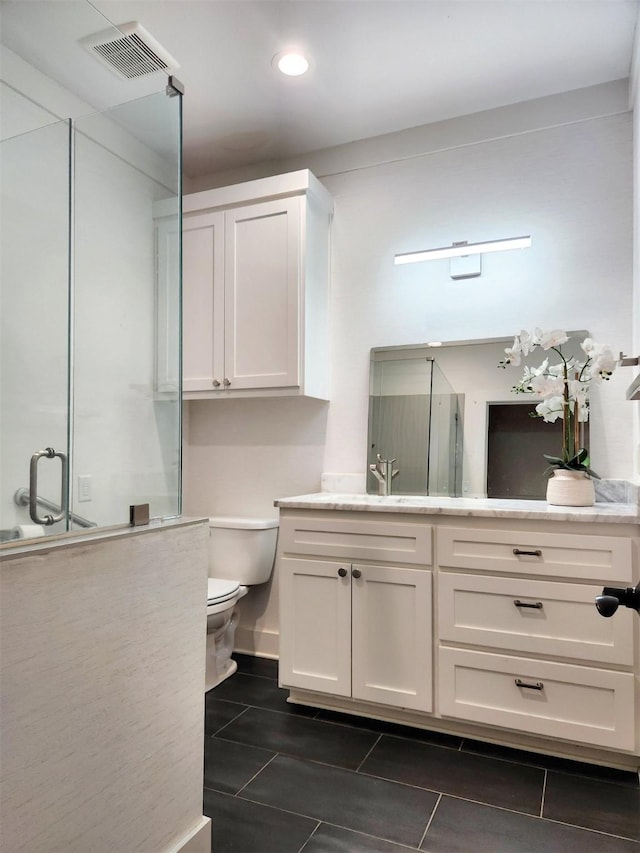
[367,349,463,496]
[486,402,589,499]
[367,334,588,499]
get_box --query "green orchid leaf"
[543,454,565,466]
[542,449,599,478]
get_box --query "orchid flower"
[498,328,617,474]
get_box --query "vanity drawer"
[438,573,634,665]
[279,516,432,566]
[439,647,636,750]
[437,527,632,582]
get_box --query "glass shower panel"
[426,362,463,497]
[0,120,71,540]
[368,357,434,495]
[72,90,182,528]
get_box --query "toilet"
[205,516,278,691]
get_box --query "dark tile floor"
[203,654,640,853]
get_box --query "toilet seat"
[207,578,241,606]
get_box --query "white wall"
[185,83,634,653]
[320,113,632,482]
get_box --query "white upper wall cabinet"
[181,170,333,400]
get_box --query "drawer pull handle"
[513,548,542,557]
[514,599,544,610]
[338,568,347,578]
[515,678,544,691]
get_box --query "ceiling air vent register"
[81,22,180,80]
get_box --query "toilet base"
[205,606,240,692]
[205,656,237,692]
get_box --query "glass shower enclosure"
[367,348,463,496]
[0,87,182,540]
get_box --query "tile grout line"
[296,820,322,853]
[208,704,251,738]
[311,820,424,851]
[418,792,442,848]
[234,752,280,797]
[539,769,547,818]
[527,811,640,843]
[235,672,279,682]
[355,733,383,772]
[216,745,403,778]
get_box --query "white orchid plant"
[498,329,617,476]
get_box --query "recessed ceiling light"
[273,51,309,76]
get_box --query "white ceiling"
[1,0,638,178]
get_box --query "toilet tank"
[208,517,279,584]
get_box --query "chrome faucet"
[369,454,399,496]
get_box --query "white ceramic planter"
[546,469,595,507]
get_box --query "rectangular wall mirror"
[367,333,589,499]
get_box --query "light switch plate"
[78,474,92,502]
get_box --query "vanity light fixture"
[394,235,532,280]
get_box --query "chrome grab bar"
[15,487,96,529]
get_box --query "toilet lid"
[207,578,241,605]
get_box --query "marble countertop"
[274,493,640,524]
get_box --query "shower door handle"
[29,448,68,525]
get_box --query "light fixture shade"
[450,253,481,280]
[274,52,309,76]
[394,235,532,265]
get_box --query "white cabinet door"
[224,198,300,390]
[182,210,224,392]
[352,564,433,712]
[279,557,351,696]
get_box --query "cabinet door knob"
[223,378,231,387]
[338,567,347,577]
[212,379,221,388]
[352,568,362,579]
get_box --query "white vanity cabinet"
[278,514,433,712]
[181,170,332,400]
[275,498,639,771]
[436,526,637,751]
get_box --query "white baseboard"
[235,625,279,659]
[166,817,211,853]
